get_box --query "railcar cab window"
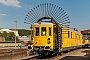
[35,27,39,36]
[41,27,46,36]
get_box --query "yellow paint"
[32,23,54,49]
[31,22,88,50]
[83,40,89,45]
[62,28,84,48]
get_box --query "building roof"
[81,29,90,34]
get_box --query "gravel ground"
[4,48,90,60]
[60,48,90,60]
[0,49,28,60]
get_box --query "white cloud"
[0,0,21,8]
[0,13,7,17]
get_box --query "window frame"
[35,27,39,36]
[68,31,70,38]
[41,27,46,36]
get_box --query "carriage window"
[71,32,72,38]
[77,34,79,39]
[49,27,52,36]
[79,35,80,39]
[68,31,70,38]
[35,27,39,36]
[41,27,46,36]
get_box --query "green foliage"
[17,29,33,36]
[10,29,33,36]
[2,31,7,37]
[0,32,19,42]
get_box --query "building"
[0,28,19,36]
[0,37,5,42]
[81,29,90,41]
[18,36,31,43]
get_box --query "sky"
[0,0,90,31]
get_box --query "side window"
[77,34,80,40]
[76,34,77,39]
[71,32,72,38]
[35,27,39,36]
[79,35,80,39]
[49,27,52,36]
[77,34,78,39]
[68,31,70,38]
[41,27,46,36]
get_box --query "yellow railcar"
[62,28,83,51]
[32,22,54,49]
[28,17,86,55]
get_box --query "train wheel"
[59,52,63,56]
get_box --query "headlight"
[47,38,50,44]
[31,36,34,43]
[48,41,50,44]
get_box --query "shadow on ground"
[60,48,90,60]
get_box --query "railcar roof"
[32,22,53,26]
[62,27,81,34]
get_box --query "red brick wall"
[0,37,5,42]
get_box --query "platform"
[60,48,90,60]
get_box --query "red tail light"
[30,26,32,29]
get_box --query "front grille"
[45,46,50,49]
[33,46,45,51]
[34,46,45,49]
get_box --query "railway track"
[0,49,28,59]
[22,48,82,60]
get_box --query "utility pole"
[15,21,17,49]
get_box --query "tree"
[1,31,8,40]
[0,32,2,37]
[10,29,32,36]
[8,32,15,41]
[17,29,31,36]
[0,32,19,42]
[2,31,7,37]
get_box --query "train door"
[53,25,62,53]
[53,25,58,51]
